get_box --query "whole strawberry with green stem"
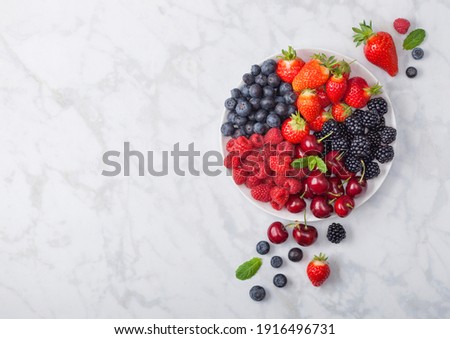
[276,46,305,83]
[343,76,382,109]
[352,20,398,76]
[281,111,310,144]
[326,61,350,104]
[297,89,321,122]
[292,53,337,92]
[307,253,330,287]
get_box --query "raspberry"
[254,161,270,179]
[262,176,275,187]
[270,186,289,206]
[276,141,295,156]
[224,151,240,169]
[274,175,287,187]
[226,138,236,152]
[282,178,303,194]
[232,168,248,185]
[251,184,272,202]
[264,127,284,145]
[245,176,263,189]
[234,136,253,153]
[270,200,284,211]
[393,18,410,34]
[286,168,307,180]
[249,134,264,149]
[262,143,277,161]
[269,155,292,173]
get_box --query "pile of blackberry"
[316,97,396,180]
[220,59,297,138]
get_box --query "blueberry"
[224,97,237,110]
[249,97,261,110]
[249,84,263,98]
[220,122,235,136]
[406,66,417,78]
[273,274,287,288]
[288,248,303,262]
[235,100,252,116]
[253,122,268,134]
[233,128,245,138]
[274,103,288,116]
[260,97,275,110]
[267,73,281,88]
[287,105,297,115]
[244,122,254,135]
[240,85,250,97]
[284,92,297,105]
[230,88,241,99]
[239,126,250,136]
[227,111,237,123]
[234,115,248,126]
[248,112,256,121]
[261,59,276,75]
[254,109,268,122]
[249,285,266,301]
[412,47,424,60]
[275,96,286,104]
[251,64,261,76]
[278,82,293,96]
[266,113,281,128]
[256,241,270,255]
[271,256,283,268]
[255,74,268,86]
[263,86,275,97]
[242,73,255,85]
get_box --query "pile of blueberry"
[316,97,396,179]
[221,59,298,138]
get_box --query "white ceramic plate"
[220,48,396,221]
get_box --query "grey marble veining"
[0,0,449,318]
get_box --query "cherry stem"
[336,150,347,161]
[329,198,337,205]
[346,203,354,209]
[317,131,334,143]
[360,160,366,183]
[303,209,308,229]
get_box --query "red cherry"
[301,180,315,199]
[293,224,318,246]
[346,176,367,198]
[327,177,344,200]
[324,150,343,173]
[310,196,333,218]
[285,196,306,213]
[267,221,289,244]
[300,135,324,155]
[334,195,355,217]
[294,145,306,159]
[307,171,329,195]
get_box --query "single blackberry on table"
[327,223,346,244]
[375,145,394,163]
[349,135,371,158]
[344,155,363,173]
[331,137,349,151]
[364,161,380,179]
[360,110,381,128]
[366,130,381,149]
[379,126,397,144]
[344,115,364,136]
[367,97,388,115]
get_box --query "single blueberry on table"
[406,66,417,78]
[271,256,283,268]
[256,241,270,255]
[249,285,266,301]
[288,248,303,262]
[273,274,287,288]
[412,47,424,60]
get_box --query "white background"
[0,0,449,318]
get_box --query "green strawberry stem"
[352,20,375,47]
[313,253,328,262]
[279,46,297,60]
[365,83,383,96]
[312,53,337,70]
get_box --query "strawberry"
[352,20,398,76]
[308,109,332,132]
[297,89,321,122]
[281,112,310,144]
[331,103,352,122]
[263,128,284,145]
[316,87,331,108]
[393,18,410,35]
[334,60,351,79]
[276,46,305,83]
[343,77,382,108]
[292,54,337,92]
[306,253,330,287]
[250,184,272,202]
[326,66,348,104]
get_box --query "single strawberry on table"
[276,46,305,83]
[331,102,352,122]
[281,111,310,144]
[307,253,330,287]
[292,53,336,92]
[352,20,398,76]
[297,89,321,122]
[343,76,382,109]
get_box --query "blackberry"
[360,110,381,128]
[271,256,283,268]
[344,115,364,136]
[366,130,381,149]
[327,223,346,244]
[369,115,386,132]
[322,120,341,138]
[361,150,375,164]
[352,109,365,120]
[344,155,362,173]
[273,274,287,288]
[249,286,266,301]
[349,135,371,158]
[256,241,270,255]
[331,137,349,151]
[367,97,388,115]
[365,161,380,179]
[379,126,397,144]
[375,145,394,163]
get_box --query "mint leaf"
[235,257,262,280]
[307,156,317,171]
[291,157,308,169]
[315,157,327,173]
[403,29,426,50]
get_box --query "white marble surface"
[0,0,449,318]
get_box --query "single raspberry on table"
[393,18,410,34]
